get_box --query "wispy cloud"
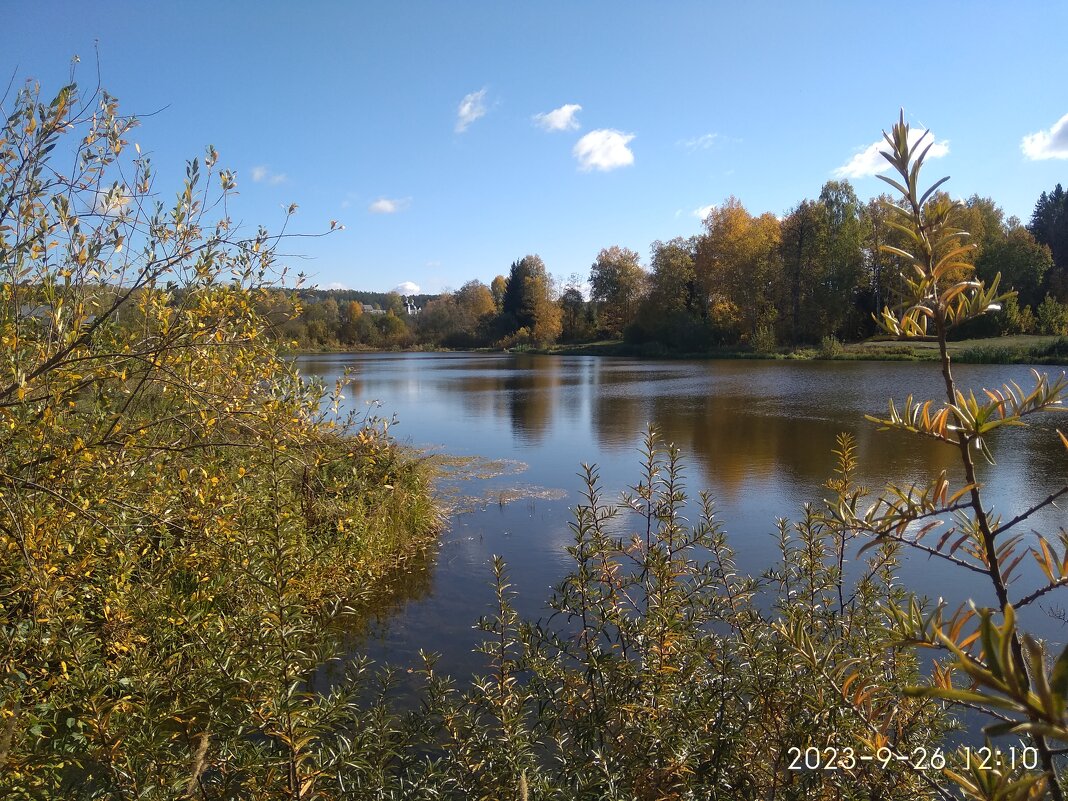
[1022,112,1068,160]
[456,88,488,133]
[92,184,130,217]
[679,133,719,152]
[834,130,949,178]
[368,197,411,214]
[326,282,349,290]
[573,129,635,172]
[394,281,420,294]
[533,103,582,132]
[250,165,287,185]
[693,204,716,220]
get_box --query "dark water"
[297,352,1068,679]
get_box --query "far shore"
[283,333,1068,366]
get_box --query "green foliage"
[480,255,562,347]
[0,77,440,798]
[847,111,1068,801]
[1037,295,1068,336]
[589,246,645,338]
[246,164,1060,358]
[750,323,777,353]
[1030,184,1068,296]
[237,177,1060,358]
[819,334,844,358]
[977,228,1053,309]
[815,180,867,337]
[1000,296,1038,336]
[559,284,594,342]
[396,431,945,800]
[780,198,829,342]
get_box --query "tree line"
[277,181,1068,352]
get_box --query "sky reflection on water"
[298,353,1068,678]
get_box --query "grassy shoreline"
[535,334,1068,364]
[284,334,1068,365]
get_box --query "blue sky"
[8,2,1068,294]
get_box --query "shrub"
[1000,295,1038,335]
[819,334,844,358]
[404,431,944,800]
[1037,294,1068,335]
[499,325,533,350]
[750,323,777,353]
[0,76,440,798]
[853,111,1068,798]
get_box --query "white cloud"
[456,88,488,133]
[834,129,949,178]
[326,282,349,290]
[679,133,719,152]
[251,165,287,185]
[368,197,411,214]
[693,204,716,220]
[533,103,582,132]
[394,281,420,294]
[573,129,635,172]
[1022,113,1068,160]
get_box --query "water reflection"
[296,353,1068,673]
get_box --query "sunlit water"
[297,353,1068,684]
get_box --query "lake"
[297,352,1068,679]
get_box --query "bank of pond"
[285,333,1068,367]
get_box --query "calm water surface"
[297,353,1068,677]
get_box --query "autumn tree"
[455,279,496,321]
[499,254,560,345]
[527,273,562,345]
[490,274,508,311]
[960,195,1008,255]
[417,279,496,346]
[628,238,712,348]
[697,197,782,342]
[416,294,461,343]
[337,298,365,343]
[344,298,364,322]
[588,245,645,338]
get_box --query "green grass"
[852,335,1068,364]
[536,335,1068,365]
[284,334,1068,365]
